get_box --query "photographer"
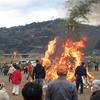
[0,83,9,100]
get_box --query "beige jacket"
[0,87,9,100]
[8,65,15,74]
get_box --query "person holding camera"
[0,82,9,100]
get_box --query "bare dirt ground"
[1,70,100,100]
[0,57,100,100]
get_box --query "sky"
[0,0,100,28]
[0,0,67,28]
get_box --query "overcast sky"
[0,0,100,28]
[0,0,67,28]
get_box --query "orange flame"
[40,37,58,67]
[41,36,94,83]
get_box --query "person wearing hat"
[45,64,78,100]
[75,61,87,94]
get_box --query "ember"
[40,36,94,86]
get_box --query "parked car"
[17,60,29,67]
[30,61,36,67]
[16,60,36,67]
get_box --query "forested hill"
[0,18,100,55]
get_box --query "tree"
[69,0,98,23]
[65,0,99,32]
[63,0,99,41]
[0,50,5,54]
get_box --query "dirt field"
[0,69,100,100]
[0,57,100,100]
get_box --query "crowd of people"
[86,60,99,72]
[0,59,100,100]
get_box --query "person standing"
[94,61,99,71]
[32,63,46,86]
[10,66,22,95]
[75,61,87,94]
[0,63,4,76]
[23,62,28,74]
[3,63,9,76]
[26,62,33,80]
[17,62,23,72]
[87,60,91,72]
[7,65,15,82]
[45,64,78,100]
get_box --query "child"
[10,66,22,95]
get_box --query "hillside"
[0,18,100,55]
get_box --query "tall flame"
[40,36,94,83]
[41,37,58,67]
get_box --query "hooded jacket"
[32,64,45,80]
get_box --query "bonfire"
[40,36,94,88]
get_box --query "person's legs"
[35,78,43,86]
[8,74,12,82]
[80,81,83,94]
[12,84,16,94]
[26,72,30,80]
[24,69,27,74]
[26,72,32,79]
[2,69,4,76]
[0,69,2,75]
[97,66,98,71]
[35,79,40,84]
[24,69,25,74]
[29,71,32,77]
[76,81,79,91]
[15,84,19,95]
[26,69,28,74]
[95,66,96,71]
[39,78,43,86]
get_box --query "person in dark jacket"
[90,79,100,100]
[75,61,87,94]
[32,64,45,86]
[94,61,99,71]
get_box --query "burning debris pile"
[40,36,94,87]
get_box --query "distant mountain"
[0,18,100,55]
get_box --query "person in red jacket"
[10,66,22,96]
